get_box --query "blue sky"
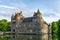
[0,0,60,23]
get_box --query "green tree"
[57,19,60,40]
[52,22,58,40]
[7,22,11,31]
[0,19,11,32]
[57,19,60,34]
[52,22,58,34]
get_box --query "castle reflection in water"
[11,34,52,40]
[0,34,52,40]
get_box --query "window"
[13,29,15,32]
[30,29,32,33]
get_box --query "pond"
[0,34,52,40]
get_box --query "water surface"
[0,34,52,40]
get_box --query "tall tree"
[52,22,58,34]
[57,19,60,40]
[52,22,58,40]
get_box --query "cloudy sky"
[0,0,60,23]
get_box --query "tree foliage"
[52,21,58,40]
[52,22,58,34]
[57,19,60,34]
[52,19,60,40]
[0,19,11,32]
[57,19,60,40]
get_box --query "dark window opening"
[13,29,15,32]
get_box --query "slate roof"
[22,17,33,22]
[23,17,36,22]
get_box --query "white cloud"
[42,9,60,23]
[0,2,29,21]
[39,0,60,23]
[0,16,10,21]
[0,0,60,23]
[0,5,18,9]
[43,16,60,23]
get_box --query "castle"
[11,9,51,34]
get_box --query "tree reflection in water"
[0,35,11,40]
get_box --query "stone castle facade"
[11,10,51,34]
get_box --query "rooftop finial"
[37,9,42,15]
[37,9,40,13]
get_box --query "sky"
[0,0,60,23]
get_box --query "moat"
[0,34,52,40]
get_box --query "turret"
[17,11,24,20]
[33,9,42,19]
[11,14,14,20]
[37,9,42,18]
